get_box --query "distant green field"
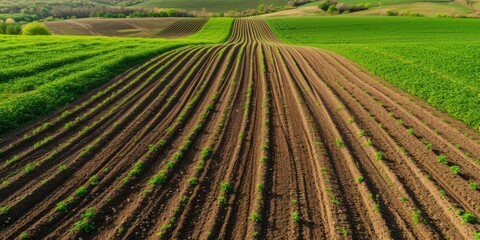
[267,17,480,130]
[300,0,473,16]
[333,0,449,6]
[136,0,290,12]
[0,18,233,136]
[0,13,24,19]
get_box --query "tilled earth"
[0,19,479,239]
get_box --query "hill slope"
[136,0,291,12]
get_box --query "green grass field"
[0,18,233,136]
[332,0,449,6]
[136,0,290,12]
[267,16,480,130]
[351,2,473,16]
[300,0,475,16]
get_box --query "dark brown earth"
[0,19,479,239]
[44,18,202,38]
[155,18,208,38]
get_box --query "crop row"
[0,18,234,136]
[310,50,479,238]
[0,46,210,234]
[266,17,480,131]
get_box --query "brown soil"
[154,18,208,39]
[0,18,479,240]
[45,18,180,38]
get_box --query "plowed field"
[0,19,479,239]
[44,18,204,38]
[155,19,208,38]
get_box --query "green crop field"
[136,0,290,12]
[298,0,476,17]
[330,0,450,6]
[267,16,480,130]
[0,18,233,136]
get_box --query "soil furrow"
[1,18,478,240]
[303,48,476,238]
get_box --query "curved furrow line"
[194,47,256,240]
[0,46,218,237]
[272,44,370,237]
[217,51,265,240]
[313,51,480,219]
[0,46,197,173]
[155,19,208,39]
[0,45,218,234]
[221,21,274,240]
[42,44,232,239]
[68,21,103,36]
[101,42,243,239]
[226,19,246,43]
[251,44,272,240]
[143,43,248,240]
[49,41,235,238]
[282,45,403,238]
[168,50,250,239]
[1,17,479,240]
[263,44,301,239]
[188,21,262,240]
[189,22,266,239]
[319,51,480,179]
[287,47,441,239]
[302,49,477,238]
[326,52,480,156]
[110,44,246,240]
[3,46,199,177]
[295,47,443,238]
[0,51,208,223]
[80,47,218,163]
[0,46,209,207]
[119,20,152,35]
[265,44,327,239]
[254,19,281,44]
[244,19,260,43]
[224,21,275,239]
[103,47,226,161]
[168,41,252,239]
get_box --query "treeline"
[0,20,21,34]
[0,19,51,35]
[318,0,370,14]
[385,10,422,17]
[0,0,145,12]
[98,9,192,18]
[0,0,156,22]
[1,0,327,21]
[0,7,192,23]
[219,0,316,17]
[47,6,192,19]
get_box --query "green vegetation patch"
[267,17,480,131]
[0,18,233,136]
[136,0,290,12]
